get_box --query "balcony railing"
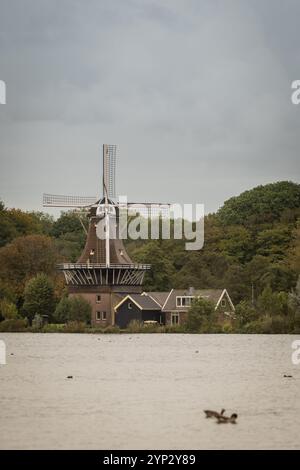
[57,263,151,270]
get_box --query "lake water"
[0,333,299,449]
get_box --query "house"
[112,287,235,328]
[155,287,235,326]
[114,293,162,328]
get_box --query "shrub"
[63,321,86,333]
[53,296,71,323]
[68,296,91,323]
[242,317,273,334]
[221,321,234,333]
[164,324,185,333]
[0,318,27,332]
[235,300,258,327]
[186,298,215,332]
[53,295,92,324]
[103,325,121,334]
[0,298,19,319]
[42,323,65,333]
[126,319,144,333]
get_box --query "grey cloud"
[0,0,299,215]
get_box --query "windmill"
[43,145,170,325]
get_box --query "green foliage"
[127,319,144,333]
[217,181,300,226]
[0,235,59,299]
[1,180,300,334]
[63,321,87,333]
[23,274,55,321]
[132,241,175,291]
[0,203,53,247]
[68,296,92,323]
[42,323,66,333]
[54,296,71,323]
[0,318,27,332]
[185,297,215,332]
[235,300,258,327]
[53,295,91,324]
[257,286,290,317]
[0,298,19,319]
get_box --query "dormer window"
[176,296,194,307]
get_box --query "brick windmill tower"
[43,145,153,326]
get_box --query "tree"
[51,212,86,239]
[257,286,290,317]
[53,295,91,324]
[289,276,300,332]
[132,241,175,291]
[217,181,300,226]
[235,300,258,327]
[54,296,72,323]
[23,274,55,322]
[68,296,92,323]
[185,297,215,332]
[0,235,59,299]
[0,299,19,320]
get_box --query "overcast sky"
[0,0,299,216]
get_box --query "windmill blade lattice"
[103,144,116,199]
[43,193,98,207]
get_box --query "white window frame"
[101,311,107,321]
[96,311,101,321]
[176,296,194,307]
[221,298,226,307]
[171,312,180,325]
[96,295,101,304]
[128,302,132,310]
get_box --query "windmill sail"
[43,193,98,207]
[103,144,116,199]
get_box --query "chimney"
[188,286,195,296]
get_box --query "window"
[96,311,106,321]
[96,295,101,303]
[171,313,179,325]
[90,249,95,256]
[176,296,193,308]
[128,302,132,310]
[221,298,226,307]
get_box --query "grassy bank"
[0,318,299,334]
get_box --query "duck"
[217,413,238,424]
[204,408,225,419]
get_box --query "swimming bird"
[204,408,225,419]
[217,413,238,424]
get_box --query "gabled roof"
[142,291,169,308]
[162,288,230,311]
[114,293,161,311]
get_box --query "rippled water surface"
[0,333,299,449]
